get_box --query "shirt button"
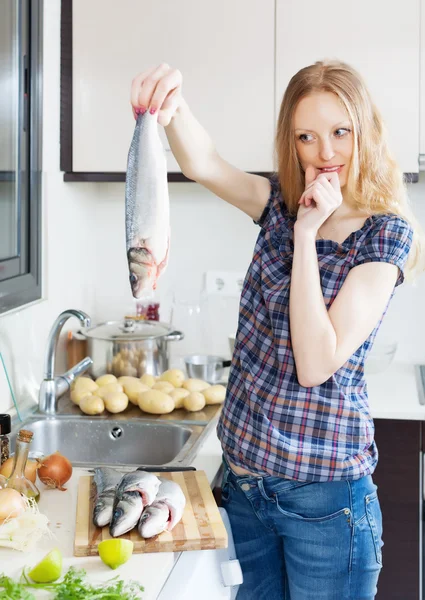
[240,483,250,491]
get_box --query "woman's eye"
[298,133,313,143]
[335,128,351,137]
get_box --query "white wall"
[0,1,424,414]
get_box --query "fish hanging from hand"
[125,111,170,298]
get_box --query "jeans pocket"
[365,491,383,566]
[275,499,351,523]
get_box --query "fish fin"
[156,235,170,278]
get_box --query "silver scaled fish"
[138,476,186,538]
[125,111,170,298]
[109,470,161,537]
[92,467,122,528]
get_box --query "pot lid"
[83,319,172,341]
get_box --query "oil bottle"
[5,429,40,501]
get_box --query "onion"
[0,457,39,484]
[37,452,73,491]
[0,488,26,522]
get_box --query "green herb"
[0,567,144,599]
[0,574,35,599]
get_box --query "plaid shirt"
[217,177,413,482]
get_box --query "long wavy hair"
[275,59,424,279]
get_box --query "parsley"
[0,567,144,599]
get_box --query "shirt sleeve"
[354,215,413,286]
[253,175,282,229]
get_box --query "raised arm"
[131,64,270,221]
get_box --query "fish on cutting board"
[92,467,122,528]
[115,470,161,506]
[109,471,161,537]
[110,490,144,537]
[125,111,170,298]
[138,476,186,538]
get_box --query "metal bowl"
[184,354,231,384]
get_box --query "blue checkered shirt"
[217,177,413,481]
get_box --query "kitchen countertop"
[366,362,425,420]
[1,361,424,597]
[0,424,224,599]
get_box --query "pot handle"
[164,330,185,342]
[222,360,232,368]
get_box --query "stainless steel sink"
[10,416,205,469]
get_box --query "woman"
[131,60,424,599]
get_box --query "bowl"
[184,354,231,384]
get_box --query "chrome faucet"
[39,309,93,414]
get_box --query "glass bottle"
[0,414,11,466]
[5,429,40,501]
[0,414,11,490]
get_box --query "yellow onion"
[0,488,26,522]
[0,457,39,484]
[37,452,73,491]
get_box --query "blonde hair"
[275,59,425,279]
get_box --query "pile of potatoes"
[70,369,226,416]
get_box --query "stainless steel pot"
[82,319,184,379]
[184,354,232,384]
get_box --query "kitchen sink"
[10,416,205,469]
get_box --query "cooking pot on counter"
[82,319,184,379]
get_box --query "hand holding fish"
[295,165,342,238]
[131,63,183,126]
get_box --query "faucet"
[39,309,93,414]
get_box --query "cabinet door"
[275,0,420,174]
[373,420,421,599]
[72,0,275,173]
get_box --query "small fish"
[92,467,122,528]
[110,491,144,537]
[125,111,170,298]
[138,477,186,539]
[115,470,161,506]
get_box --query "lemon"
[98,539,134,570]
[28,548,63,583]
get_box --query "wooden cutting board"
[74,470,228,556]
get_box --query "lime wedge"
[28,548,63,583]
[98,539,134,570]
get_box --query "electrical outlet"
[204,271,246,297]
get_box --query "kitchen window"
[0,0,42,315]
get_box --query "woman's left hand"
[295,165,343,238]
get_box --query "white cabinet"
[275,0,421,175]
[72,0,275,173]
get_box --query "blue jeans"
[221,457,383,600]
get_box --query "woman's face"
[293,91,353,188]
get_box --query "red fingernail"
[140,106,147,114]
[149,107,156,115]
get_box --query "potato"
[182,378,210,393]
[159,369,185,388]
[73,377,99,394]
[95,374,117,386]
[183,391,206,412]
[140,373,156,388]
[152,381,175,394]
[95,382,124,399]
[138,390,175,415]
[71,389,93,406]
[170,388,190,409]
[80,394,105,415]
[103,391,129,413]
[122,380,150,405]
[202,384,226,405]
